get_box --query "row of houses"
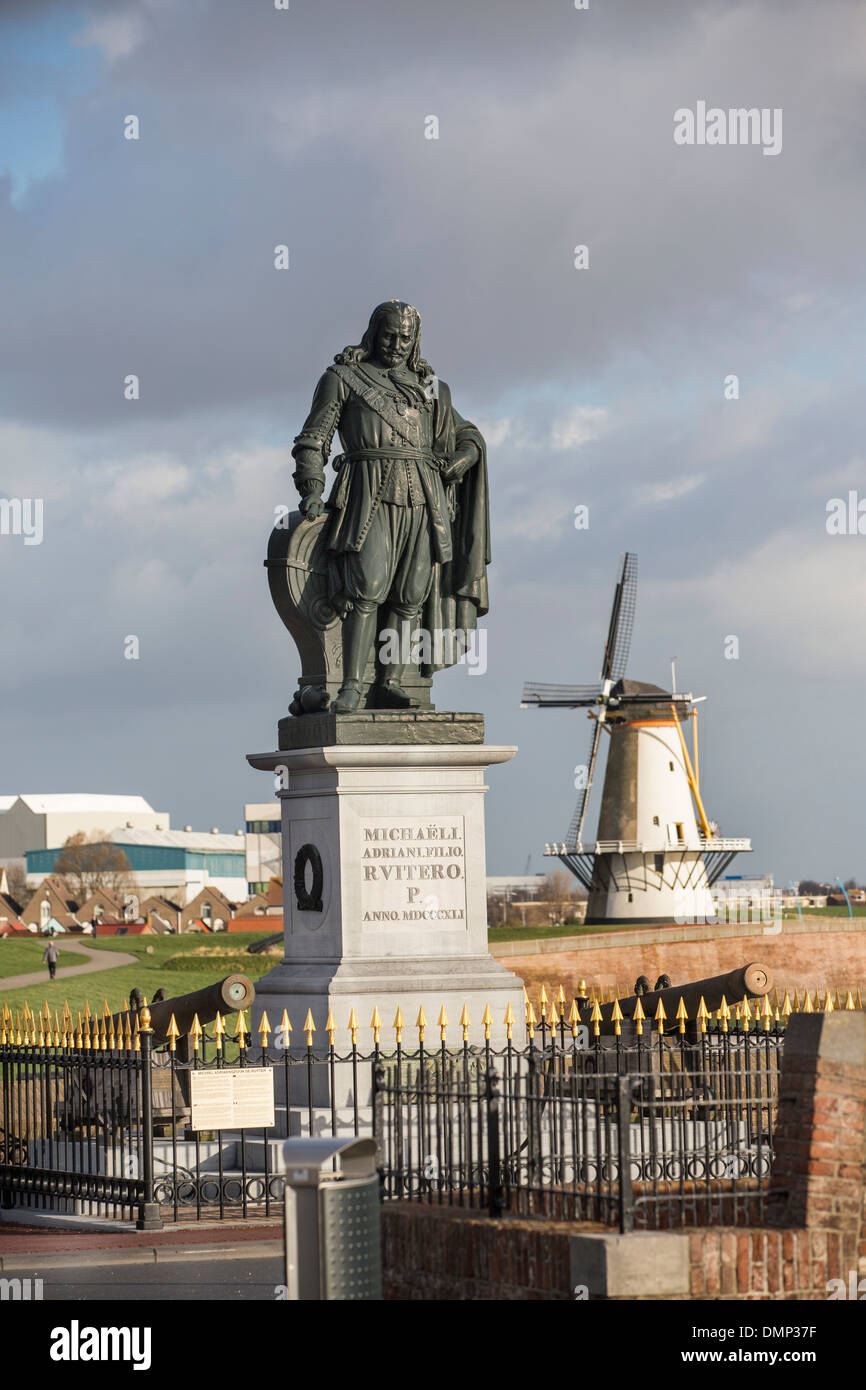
[0,875,284,937]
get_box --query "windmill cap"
[610,678,671,699]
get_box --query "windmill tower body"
[584,681,716,924]
[523,555,751,926]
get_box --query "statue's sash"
[329,362,424,450]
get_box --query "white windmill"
[522,553,751,925]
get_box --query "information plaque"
[189,1068,275,1131]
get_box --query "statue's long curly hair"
[335,300,433,381]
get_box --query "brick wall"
[497,925,866,999]
[688,1229,847,1299]
[382,1204,574,1300]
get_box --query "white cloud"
[79,12,148,63]
[550,406,608,452]
[475,417,512,449]
[640,474,705,504]
[103,457,190,512]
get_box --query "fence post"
[485,1066,504,1218]
[616,1075,634,1234]
[136,1009,162,1231]
[372,1061,386,1202]
[526,1049,541,1189]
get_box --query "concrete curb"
[0,1239,282,1271]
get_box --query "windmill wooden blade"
[566,713,604,848]
[601,552,638,682]
[521,682,602,708]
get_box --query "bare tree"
[52,831,136,906]
[3,860,31,911]
[544,870,580,924]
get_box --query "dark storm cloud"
[1,0,865,882]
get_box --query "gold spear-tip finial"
[539,984,548,1009]
[823,989,834,1013]
[213,1010,225,1050]
[719,996,730,1032]
[371,1006,382,1044]
[611,998,623,1036]
[845,990,856,1010]
[190,1013,202,1052]
[303,1008,316,1045]
[590,998,602,1037]
[504,1002,514,1040]
[568,999,580,1036]
[438,1005,449,1041]
[279,1009,291,1047]
[393,1006,404,1044]
[782,990,792,1018]
[654,998,667,1034]
[459,1004,471,1041]
[696,997,708,1033]
[258,1010,272,1043]
[348,1008,359,1045]
[416,1005,427,1043]
[325,1009,336,1046]
[482,1003,493,1040]
[633,996,645,1035]
[803,991,814,1013]
[676,997,689,1034]
[235,1008,248,1044]
[526,1001,537,1038]
[166,1013,180,1052]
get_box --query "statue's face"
[374,314,415,369]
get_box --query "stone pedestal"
[246,727,524,1057]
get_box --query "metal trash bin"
[282,1136,382,1300]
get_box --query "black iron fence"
[0,1005,786,1233]
[372,1027,783,1231]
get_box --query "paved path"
[0,940,138,991]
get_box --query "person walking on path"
[42,940,60,980]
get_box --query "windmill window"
[654,854,664,873]
[652,816,660,826]
[628,892,633,902]
[675,823,684,844]
[669,761,675,772]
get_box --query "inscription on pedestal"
[360,815,467,926]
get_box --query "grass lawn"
[0,931,280,1023]
[782,905,866,918]
[487,921,659,944]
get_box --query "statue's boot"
[333,608,377,713]
[376,608,420,709]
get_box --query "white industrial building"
[0,794,169,864]
[245,802,282,896]
[26,826,248,908]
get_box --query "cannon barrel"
[113,974,256,1045]
[578,962,773,1034]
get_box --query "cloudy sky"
[1,0,864,884]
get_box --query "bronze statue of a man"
[291,300,490,713]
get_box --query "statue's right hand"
[300,494,325,521]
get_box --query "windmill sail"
[563,552,638,847]
[566,714,604,849]
[602,552,638,682]
[521,682,602,708]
